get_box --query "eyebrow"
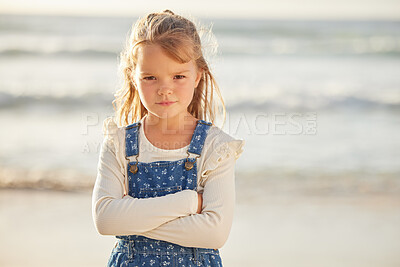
[139,70,191,75]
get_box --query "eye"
[143,76,156,80]
[174,75,185,79]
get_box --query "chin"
[150,111,178,119]
[159,111,192,120]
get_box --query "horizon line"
[1,11,400,22]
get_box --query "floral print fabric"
[108,120,223,267]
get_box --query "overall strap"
[125,122,141,157]
[187,120,213,156]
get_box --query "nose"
[158,82,173,96]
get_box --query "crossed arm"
[92,135,236,249]
[140,160,235,249]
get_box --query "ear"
[195,69,203,88]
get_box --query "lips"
[157,101,176,106]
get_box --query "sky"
[0,0,400,20]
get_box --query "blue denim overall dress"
[107,119,223,267]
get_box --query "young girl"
[92,10,245,267]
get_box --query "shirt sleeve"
[91,117,199,236]
[140,139,245,249]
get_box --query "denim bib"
[108,119,223,267]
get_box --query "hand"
[196,192,203,214]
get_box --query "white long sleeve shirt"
[92,116,245,249]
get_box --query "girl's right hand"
[196,192,203,214]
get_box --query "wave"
[1,18,400,59]
[1,42,400,58]
[220,49,400,58]
[226,96,400,112]
[1,91,399,112]
[0,48,117,58]
[0,166,95,192]
[1,165,399,195]
[0,91,112,109]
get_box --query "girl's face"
[132,44,202,121]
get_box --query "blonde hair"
[112,10,226,127]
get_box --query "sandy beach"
[1,179,399,267]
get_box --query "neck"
[144,112,197,135]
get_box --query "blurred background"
[0,0,399,266]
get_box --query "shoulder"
[204,124,246,161]
[101,117,127,152]
[102,117,122,137]
[198,124,245,185]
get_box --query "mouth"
[157,101,177,106]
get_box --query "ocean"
[0,14,399,192]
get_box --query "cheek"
[180,85,195,101]
[136,84,154,102]
[179,78,197,90]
